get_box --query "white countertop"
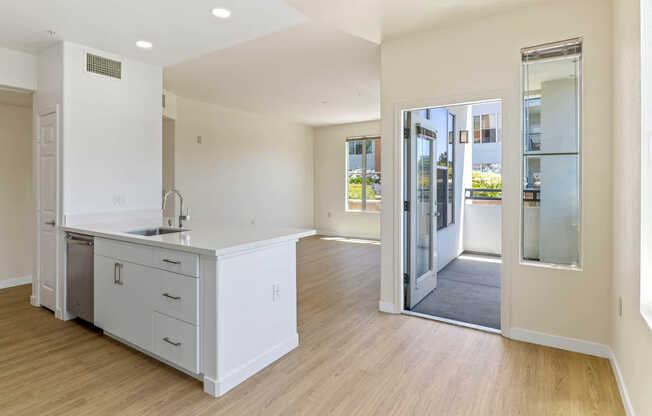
[61,218,316,256]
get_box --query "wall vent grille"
[86,53,122,79]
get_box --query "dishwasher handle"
[67,238,94,246]
[66,234,94,246]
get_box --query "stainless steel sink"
[126,227,188,236]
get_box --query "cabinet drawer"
[153,312,199,373]
[95,238,152,267]
[155,270,199,324]
[151,246,199,277]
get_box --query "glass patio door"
[405,113,438,309]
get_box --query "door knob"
[45,220,56,226]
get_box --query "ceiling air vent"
[86,53,122,79]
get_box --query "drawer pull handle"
[163,337,181,347]
[114,263,123,285]
[162,259,181,265]
[163,293,181,300]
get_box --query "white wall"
[0,47,37,91]
[174,96,314,229]
[314,121,380,239]
[0,100,33,283]
[436,107,469,270]
[612,0,652,415]
[62,42,162,216]
[463,204,501,255]
[380,0,613,347]
[35,43,63,116]
[162,118,175,218]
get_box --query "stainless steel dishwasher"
[66,233,94,323]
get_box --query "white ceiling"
[0,0,307,66]
[284,0,547,43]
[0,0,552,126]
[164,22,380,126]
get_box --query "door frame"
[32,105,65,319]
[393,92,510,336]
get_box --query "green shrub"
[472,171,502,198]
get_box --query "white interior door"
[37,111,58,311]
[407,119,438,309]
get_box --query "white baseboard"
[211,333,299,397]
[0,275,32,290]
[55,308,77,321]
[316,230,380,241]
[378,300,396,313]
[509,327,611,358]
[608,348,636,416]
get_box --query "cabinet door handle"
[162,258,181,265]
[45,220,56,226]
[114,263,124,285]
[163,337,181,347]
[162,293,181,300]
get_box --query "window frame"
[641,1,652,329]
[345,136,381,213]
[519,38,583,270]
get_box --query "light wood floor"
[1,235,624,415]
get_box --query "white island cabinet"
[62,222,314,397]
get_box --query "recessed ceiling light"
[136,40,153,49]
[211,8,231,18]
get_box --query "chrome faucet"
[162,188,189,228]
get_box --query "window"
[521,38,582,267]
[642,4,652,328]
[473,113,498,143]
[346,137,381,212]
[433,111,455,229]
[447,112,455,226]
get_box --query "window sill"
[641,306,652,331]
[519,259,582,272]
[345,209,381,215]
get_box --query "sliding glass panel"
[523,57,580,154]
[523,155,579,265]
[521,39,581,267]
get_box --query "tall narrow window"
[346,137,382,212]
[447,112,455,226]
[521,38,582,267]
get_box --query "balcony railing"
[523,188,540,206]
[465,188,502,201]
[464,188,542,203]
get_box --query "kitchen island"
[61,220,314,397]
